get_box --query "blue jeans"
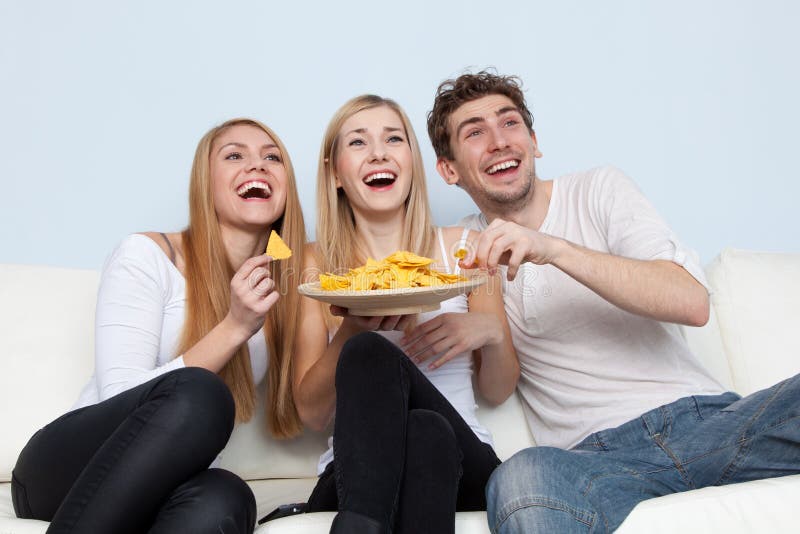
[486,373,800,533]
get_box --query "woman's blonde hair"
[316,95,436,276]
[178,118,305,438]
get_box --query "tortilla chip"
[384,251,432,267]
[265,230,292,260]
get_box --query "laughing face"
[209,124,287,232]
[436,94,541,215]
[334,105,413,216]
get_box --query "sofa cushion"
[254,511,493,534]
[681,303,734,391]
[616,473,800,533]
[705,249,800,395]
[0,483,46,533]
[0,265,99,482]
[220,390,329,480]
[475,391,536,459]
[7,475,800,534]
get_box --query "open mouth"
[236,181,272,200]
[485,159,520,176]
[363,171,397,188]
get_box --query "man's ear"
[436,157,460,186]
[531,131,543,158]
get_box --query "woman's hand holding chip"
[227,254,278,341]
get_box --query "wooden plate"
[297,275,488,316]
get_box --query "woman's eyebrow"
[344,126,403,136]
[343,128,367,137]
[217,142,246,154]
[216,142,277,154]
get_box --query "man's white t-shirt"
[460,165,725,449]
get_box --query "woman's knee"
[153,469,256,534]
[152,368,235,448]
[337,332,403,383]
[200,469,256,534]
[406,409,461,476]
[407,409,458,451]
[199,469,255,519]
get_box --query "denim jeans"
[486,373,800,533]
[12,367,256,534]
[307,332,501,533]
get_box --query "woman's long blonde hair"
[316,95,436,275]
[178,118,305,438]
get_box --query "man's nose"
[488,127,510,151]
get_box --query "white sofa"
[2,248,799,533]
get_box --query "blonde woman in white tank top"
[291,96,519,534]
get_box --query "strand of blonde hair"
[178,118,305,438]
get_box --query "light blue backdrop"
[1,0,798,270]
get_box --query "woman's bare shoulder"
[137,232,184,272]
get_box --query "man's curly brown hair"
[427,70,534,160]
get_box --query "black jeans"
[12,367,256,534]
[307,332,501,534]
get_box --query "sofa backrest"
[700,249,800,396]
[0,264,99,482]
[681,301,733,391]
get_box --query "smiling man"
[427,71,800,533]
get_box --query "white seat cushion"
[254,511,492,534]
[617,474,800,533]
[0,483,47,534]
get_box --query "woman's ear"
[327,157,343,188]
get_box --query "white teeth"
[486,160,519,174]
[236,181,272,196]
[363,172,396,183]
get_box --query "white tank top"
[316,227,492,475]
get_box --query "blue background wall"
[1,0,798,269]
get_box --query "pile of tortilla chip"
[320,251,465,291]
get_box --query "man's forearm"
[550,239,710,326]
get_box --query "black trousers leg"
[395,409,461,534]
[307,462,338,513]
[322,332,500,532]
[150,468,256,534]
[11,367,253,534]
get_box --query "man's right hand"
[461,218,566,281]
